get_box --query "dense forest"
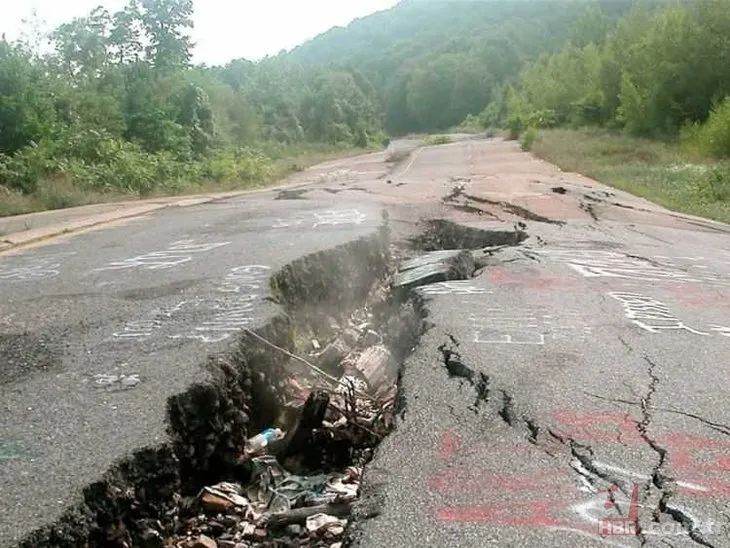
[1,0,729,214]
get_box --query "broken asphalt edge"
[15,219,528,547]
[16,225,428,547]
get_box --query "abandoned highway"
[2,137,730,548]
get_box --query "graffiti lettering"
[609,292,709,335]
[95,240,229,272]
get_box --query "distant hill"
[285,0,636,133]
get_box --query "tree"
[109,0,144,65]
[0,40,55,154]
[140,0,194,71]
[178,83,214,156]
[51,7,111,81]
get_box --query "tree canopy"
[2,0,729,206]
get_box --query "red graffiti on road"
[487,267,584,291]
[430,410,730,533]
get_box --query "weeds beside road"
[532,128,730,224]
[0,143,374,218]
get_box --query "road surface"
[2,137,729,547]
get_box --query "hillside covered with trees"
[1,0,729,216]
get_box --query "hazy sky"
[2,0,399,64]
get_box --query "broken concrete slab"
[393,249,475,290]
[399,249,468,271]
[393,262,459,289]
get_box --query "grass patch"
[0,177,129,218]
[422,134,453,146]
[520,127,537,151]
[0,143,376,218]
[531,128,730,224]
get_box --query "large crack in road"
[18,218,530,548]
[6,137,730,548]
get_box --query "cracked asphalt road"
[3,136,730,547]
[0,158,389,545]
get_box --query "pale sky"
[1,0,399,64]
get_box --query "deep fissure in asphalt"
[18,218,554,548]
[21,212,715,546]
[20,226,428,547]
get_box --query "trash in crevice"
[169,299,401,547]
[20,232,430,548]
[169,391,372,547]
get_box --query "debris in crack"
[438,340,474,382]
[547,428,633,496]
[447,191,565,225]
[637,357,671,498]
[437,339,491,414]
[472,372,490,411]
[657,502,716,548]
[443,183,466,202]
[448,202,497,217]
[633,357,714,546]
[524,418,540,445]
[20,231,428,548]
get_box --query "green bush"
[458,114,483,132]
[683,97,730,158]
[506,114,525,140]
[520,127,538,151]
[200,149,274,184]
[691,164,730,203]
[527,109,558,129]
[423,135,453,146]
[0,141,59,194]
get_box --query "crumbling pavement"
[17,217,534,548]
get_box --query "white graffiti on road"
[540,249,698,282]
[471,309,593,345]
[541,249,730,287]
[272,217,306,229]
[95,240,229,272]
[608,292,710,335]
[0,252,76,281]
[418,281,490,295]
[217,265,270,293]
[272,209,368,229]
[112,300,193,340]
[170,264,271,344]
[313,209,366,227]
[113,265,270,344]
[710,325,730,337]
[90,373,141,390]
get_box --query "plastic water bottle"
[243,428,284,456]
